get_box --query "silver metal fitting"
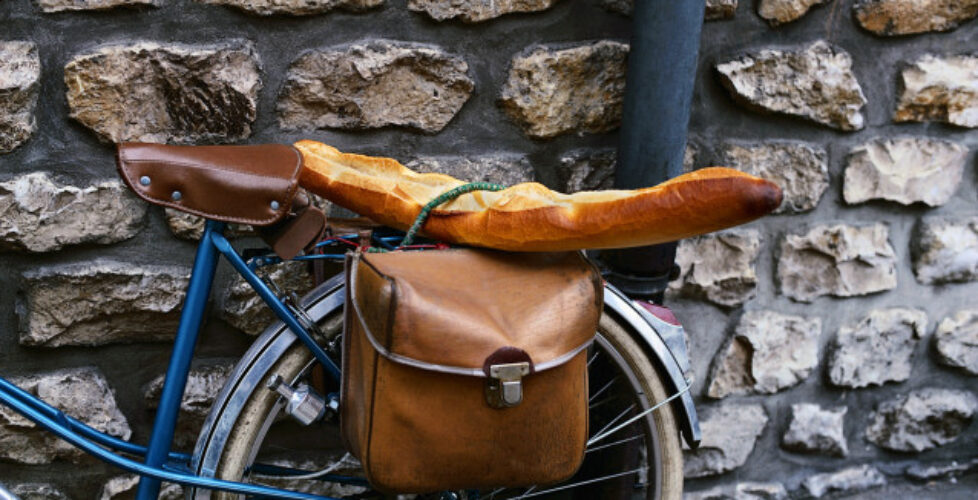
[267,374,326,425]
[485,361,530,409]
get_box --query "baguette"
[295,140,782,251]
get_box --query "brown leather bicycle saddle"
[116,142,304,226]
[295,140,783,252]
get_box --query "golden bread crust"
[295,140,782,251]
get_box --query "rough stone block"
[406,155,534,186]
[222,261,315,335]
[716,41,866,131]
[913,217,978,285]
[65,42,261,143]
[935,309,978,375]
[684,482,787,500]
[705,0,738,19]
[197,0,380,16]
[905,458,978,481]
[163,209,203,241]
[0,173,146,253]
[408,0,558,22]
[556,149,616,193]
[0,41,40,153]
[500,41,627,139]
[844,137,967,206]
[721,142,828,213]
[19,262,190,347]
[0,367,130,464]
[683,404,767,478]
[827,307,926,388]
[707,310,821,398]
[758,0,830,26]
[778,223,897,302]
[7,483,68,500]
[164,208,253,241]
[855,0,978,36]
[37,0,158,12]
[601,0,738,20]
[599,0,631,15]
[279,41,472,134]
[802,465,885,498]
[895,55,978,128]
[99,475,182,500]
[144,362,234,445]
[669,230,761,308]
[866,388,977,452]
[556,145,696,193]
[782,404,848,457]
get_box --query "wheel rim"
[223,330,663,500]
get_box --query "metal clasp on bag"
[485,362,530,409]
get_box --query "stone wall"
[1,0,977,498]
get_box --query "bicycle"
[0,142,713,500]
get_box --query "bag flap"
[116,143,303,226]
[350,249,602,376]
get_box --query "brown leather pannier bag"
[342,248,603,493]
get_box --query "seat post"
[602,0,705,301]
[136,220,226,500]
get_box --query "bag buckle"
[485,362,530,409]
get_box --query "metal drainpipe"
[601,0,706,302]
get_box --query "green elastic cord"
[395,182,505,250]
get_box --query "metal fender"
[602,284,702,448]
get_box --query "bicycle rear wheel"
[189,277,683,499]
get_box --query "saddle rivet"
[270,200,280,210]
[171,191,182,201]
[139,176,151,186]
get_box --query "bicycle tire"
[189,276,683,499]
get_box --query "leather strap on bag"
[257,190,327,260]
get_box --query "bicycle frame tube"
[0,391,339,499]
[0,375,192,464]
[0,217,703,496]
[135,221,342,498]
[0,217,700,495]
[137,220,225,499]
[210,230,341,380]
[0,219,351,499]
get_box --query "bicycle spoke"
[588,394,620,410]
[588,376,619,403]
[513,468,644,499]
[588,384,690,446]
[585,434,643,454]
[587,350,601,367]
[590,403,635,439]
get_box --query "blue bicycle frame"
[0,218,702,499]
[0,220,361,500]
